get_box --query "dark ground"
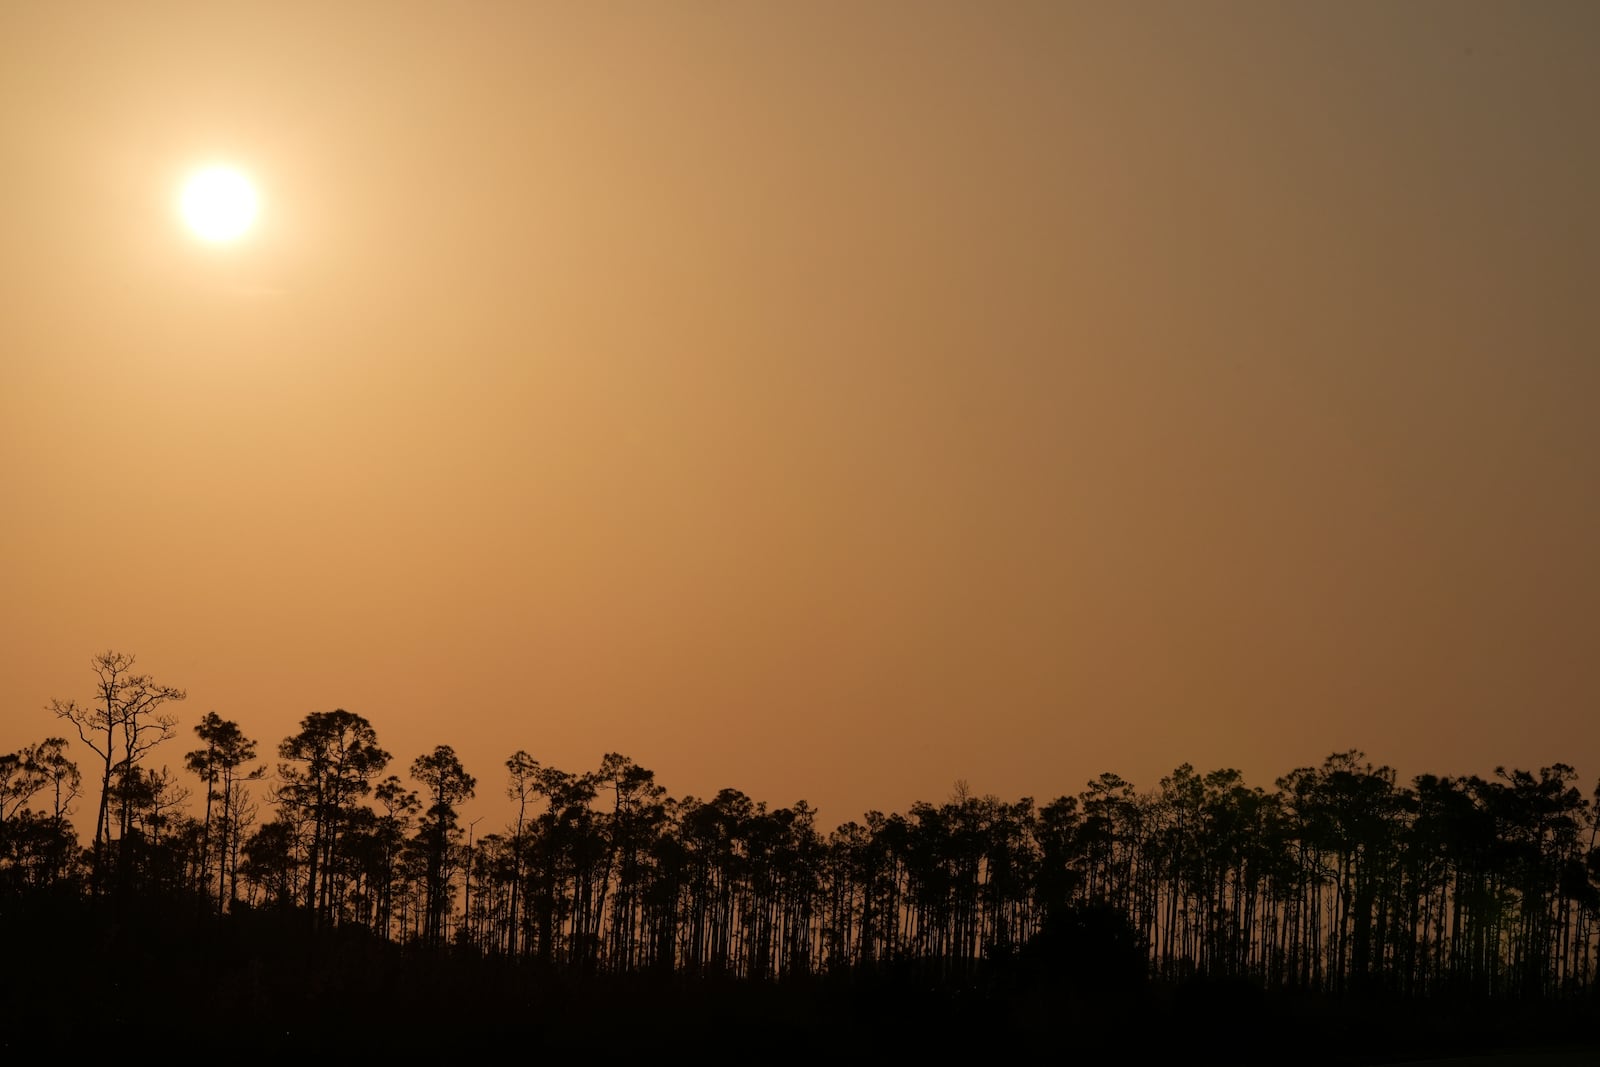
[4,893,1598,1063]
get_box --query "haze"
[3,2,1597,832]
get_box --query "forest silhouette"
[4,651,1599,1060]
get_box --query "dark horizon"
[8,650,1600,991]
[7,653,1600,1060]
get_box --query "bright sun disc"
[179,166,259,242]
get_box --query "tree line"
[5,650,1600,1001]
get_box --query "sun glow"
[179,166,259,242]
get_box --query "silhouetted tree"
[371,774,420,939]
[596,753,668,971]
[411,745,476,946]
[18,657,1600,1023]
[184,712,260,913]
[1,739,75,824]
[276,709,390,925]
[241,816,304,908]
[0,739,82,892]
[49,651,185,888]
[504,749,540,955]
[1023,901,1149,994]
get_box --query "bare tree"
[49,651,185,886]
[224,777,260,909]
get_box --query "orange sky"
[3,2,1598,833]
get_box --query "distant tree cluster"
[6,650,1600,1003]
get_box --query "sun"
[179,165,259,242]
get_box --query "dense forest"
[4,652,1599,1058]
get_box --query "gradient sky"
[3,2,1598,833]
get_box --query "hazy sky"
[3,2,1597,832]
